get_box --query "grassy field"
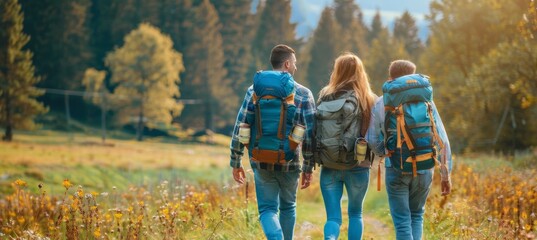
[0,131,232,194]
[0,130,397,239]
[1,130,536,239]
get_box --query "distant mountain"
[252,0,432,41]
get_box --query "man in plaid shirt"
[229,44,316,240]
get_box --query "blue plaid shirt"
[229,83,316,173]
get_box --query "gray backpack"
[314,91,373,169]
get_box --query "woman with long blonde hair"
[315,52,377,240]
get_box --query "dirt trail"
[294,213,394,240]
[363,214,393,239]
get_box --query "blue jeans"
[253,168,300,240]
[320,167,370,240]
[385,167,434,240]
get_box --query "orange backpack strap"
[426,102,444,168]
[285,93,295,105]
[394,104,419,176]
[277,100,288,140]
[252,93,258,104]
[396,104,424,176]
[252,93,262,141]
[377,158,383,191]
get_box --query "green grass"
[0,130,233,195]
[0,130,398,239]
[3,129,536,239]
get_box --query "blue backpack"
[245,71,298,164]
[382,74,444,176]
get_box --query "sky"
[253,0,433,40]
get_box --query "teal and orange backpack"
[382,74,445,176]
[245,71,299,164]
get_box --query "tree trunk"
[203,74,213,131]
[65,93,71,138]
[136,101,144,141]
[100,93,107,144]
[204,98,213,131]
[3,91,13,141]
[3,125,12,141]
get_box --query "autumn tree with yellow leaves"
[421,0,533,151]
[84,23,184,141]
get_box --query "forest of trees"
[0,0,535,152]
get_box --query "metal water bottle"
[238,123,250,145]
[355,137,367,161]
[290,124,305,144]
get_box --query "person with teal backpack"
[229,44,316,240]
[367,60,452,239]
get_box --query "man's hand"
[232,167,245,184]
[300,172,312,189]
[441,180,451,196]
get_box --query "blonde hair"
[389,60,416,79]
[319,53,376,127]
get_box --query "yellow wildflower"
[14,179,27,187]
[17,216,25,224]
[105,214,112,222]
[63,179,72,190]
[162,208,170,219]
[77,188,84,197]
[94,228,101,238]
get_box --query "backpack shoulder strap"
[340,91,359,132]
[345,93,368,138]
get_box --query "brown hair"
[270,44,295,69]
[389,60,416,79]
[319,53,376,127]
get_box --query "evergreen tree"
[90,0,161,70]
[365,28,409,93]
[393,11,424,59]
[0,0,47,141]
[333,0,368,55]
[89,0,119,70]
[104,23,184,141]
[180,0,236,131]
[306,7,339,96]
[108,0,160,46]
[294,36,313,88]
[212,0,255,103]
[367,10,384,44]
[252,0,297,70]
[159,0,188,49]
[20,0,93,90]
